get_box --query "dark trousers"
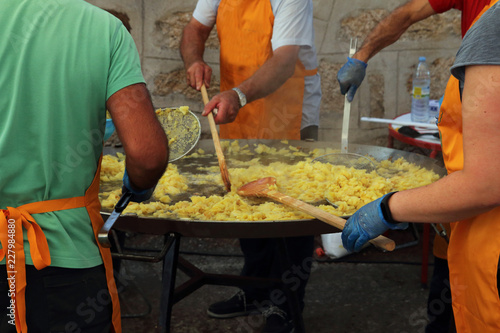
[300,126,318,141]
[425,257,455,333]
[239,236,315,313]
[0,265,112,333]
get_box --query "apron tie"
[0,196,85,333]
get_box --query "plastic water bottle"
[428,99,440,121]
[411,57,430,123]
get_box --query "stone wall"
[87,0,461,145]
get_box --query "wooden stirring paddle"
[237,177,396,252]
[201,84,231,192]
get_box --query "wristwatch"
[232,87,247,108]
[380,191,398,224]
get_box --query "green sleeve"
[106,22,146,100]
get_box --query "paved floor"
[115,226,437,333]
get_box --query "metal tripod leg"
[276,238,306,333]
[394,223,420,250]
[159,233,180,333]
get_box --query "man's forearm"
[107,84,169,190]
[354,0,436,63]
[180,20,211,68]
[389,169,500,224]
[238,45,299,103]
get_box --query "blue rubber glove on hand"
[337,57,367,102]
[122,169,156,203]
[341,193,408,252]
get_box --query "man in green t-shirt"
[0,1,168,332]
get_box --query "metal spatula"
[327,39,374,174]
[341,38,357,153]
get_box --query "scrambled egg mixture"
[99,141,440,221]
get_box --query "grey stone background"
[88,0,460,145]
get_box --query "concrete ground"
[114,226,437,333]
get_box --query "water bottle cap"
[419,56,426,62]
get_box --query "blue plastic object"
[104,119,115,141]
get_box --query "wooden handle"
[265,190,395,251]
[201,85,224,155]
[201,84,231,192]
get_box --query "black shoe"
[262,306,295,333]
[207,290,261,319]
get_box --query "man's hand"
[122,169,156,203]
[185,60,212,91]
[337,57,367,102]
[180,17,214,91]
[342,193,408,252]
[201,89,241,124]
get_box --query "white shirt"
[193,0,321,128]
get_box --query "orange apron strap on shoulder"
[304,68,318,77]
[470,0,498,27]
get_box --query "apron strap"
[304,68,318,77]
[0,196,85,333]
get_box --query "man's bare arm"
[389,65,500,223]
[202,45,300,124]
[107,83,169,190]
[354,0,437,63]
[180,17,213,90]
[238,45,300,104]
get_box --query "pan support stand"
[152,233,306,333]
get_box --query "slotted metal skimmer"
[156,107,201,162]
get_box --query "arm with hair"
[337,0,437,101]
[202,45,300,124]
[106,83,169,191]
[180,17,214,90]
[354,0,437,62]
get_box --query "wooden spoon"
[237,177,396,252]
[201,84,231,192]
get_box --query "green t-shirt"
[0,0,145,268]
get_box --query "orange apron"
[216,0,317,140]
[437,1,500,330]
[432,0,497,261]
[0,158,121,333]
[432,76,463,260]
[432,223,451,259]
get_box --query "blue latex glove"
[337,57,367,102]
[342,193,408,252]
[122,169,156,203]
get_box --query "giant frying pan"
[99,139,446,240]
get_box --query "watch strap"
[380,191,398,224]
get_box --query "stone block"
[312,0,334,22]
[88,0,467,147]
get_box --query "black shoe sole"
[262,325,295,333]
[207,308,260,319]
